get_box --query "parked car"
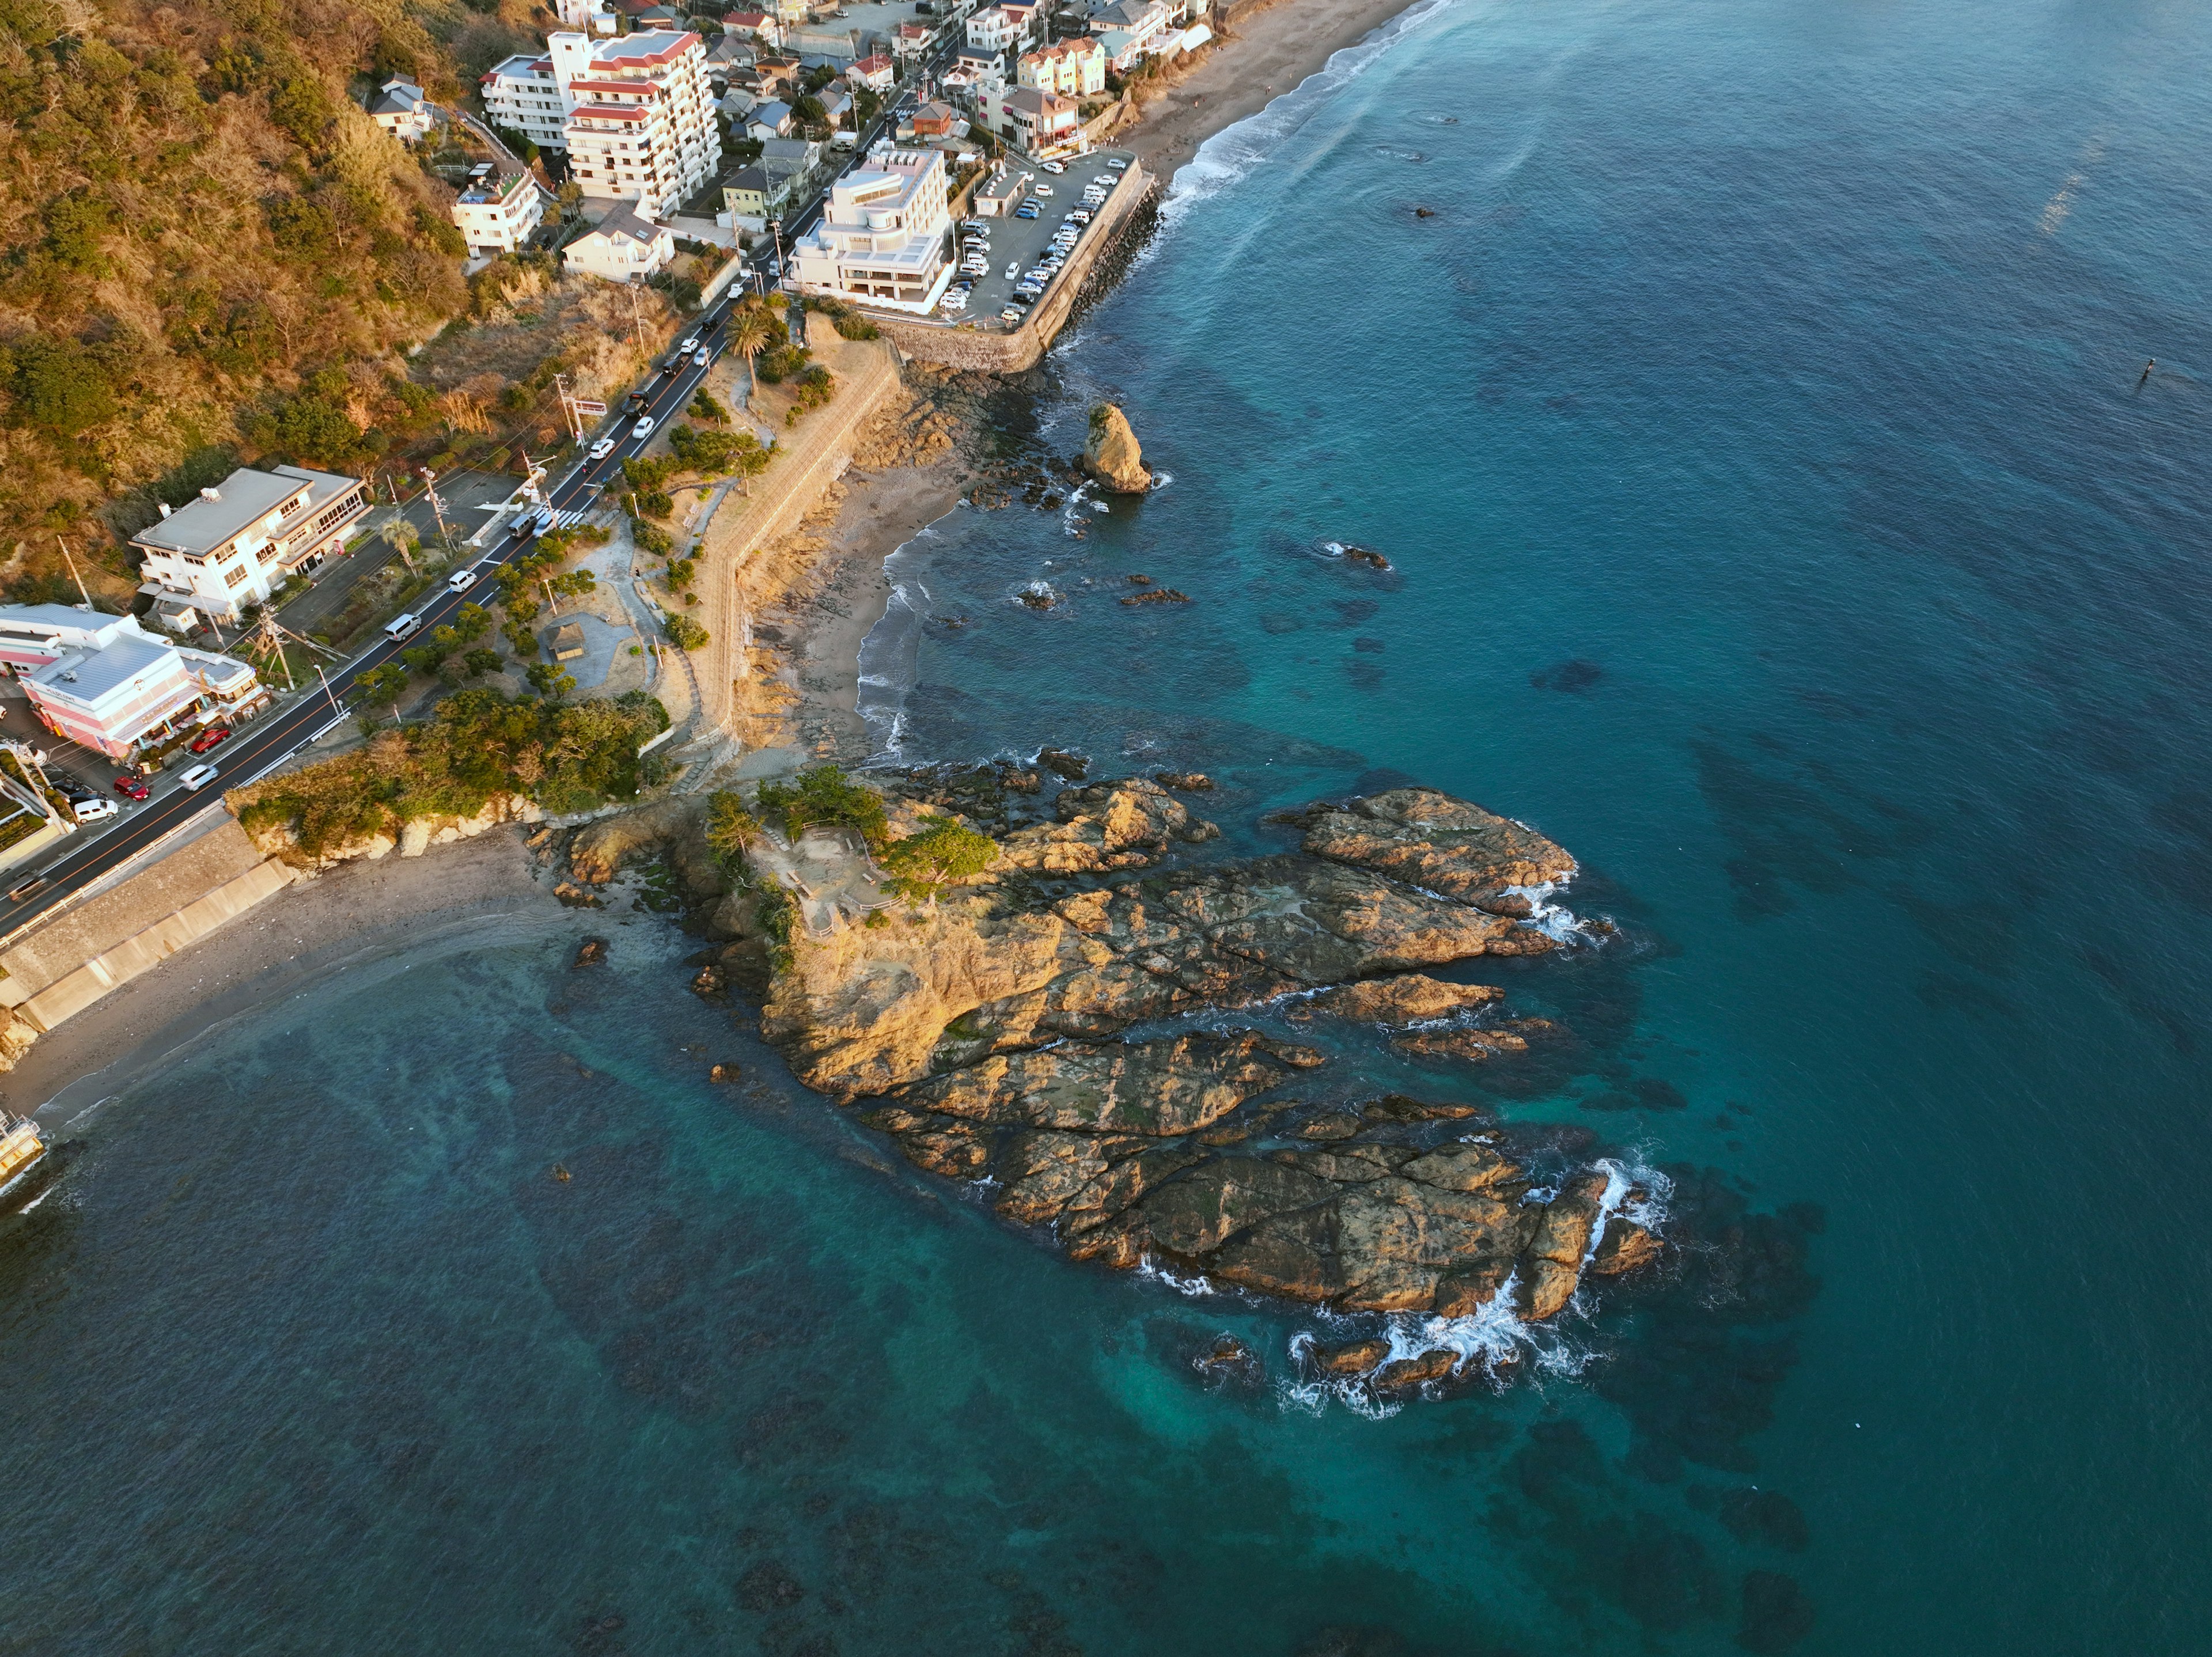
[1032,184,1053,197]
[589,437,618,461]
[113,776,150,801]
[1106,156,1128,169]
[179,763,219,792]
[188,725,232,755]
[633,415,657,440]
[73,796,117,824]
[1000,306,1022,322]
[446,567,479,594]
[1040,160,1065,174]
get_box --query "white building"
[130,465,369,626]
[561,202,677,283]
[0,607,266,763]
[789,146,953,312]
[452,169,547,255]
[553,29,722,218]
[366,78,437,142]
[966,4,1026,55]
[480,53,570,153]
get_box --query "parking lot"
[944,148,1136,327]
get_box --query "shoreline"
[4,0,1433,1117]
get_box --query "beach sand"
[1125,0,1429,179]
[6,832,578,1121]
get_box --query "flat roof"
[26,632,177,706]
[132,469,309,558]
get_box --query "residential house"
[947,43,1005,96]
[704,32,756,81]
[849,52,895,92]
[628,2,683,26]
[560,201,677,281]
[747,98,795,140]
[480,54,569,153]
[552,29,723,217]
[719,87,760,123]
[789,145,953,310]
[131,465,369,625]
[769,0,809,24]
[756,134,823,190]
[451,169,546,255]
[988,84,1080,154]
[724,10,782,47]
[724,165,772,229]
[1088,0,1174,59]
[366,78,437,142]
[1017,35,1105,98]
[908,99,958,139]
[816,86,854,129]
[892,21,933,62]
[966,4,1025,55]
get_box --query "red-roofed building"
[849,53,895,92]
[550,28,722,215]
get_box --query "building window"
[225,564,249,587]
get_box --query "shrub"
[704,791,760,864]
[755,343,809,384]
[525,661,575,700]
[688,386,729,422]
[786,365,836,424]
[664,612,709,651]
[462,647,503,677]
[230,689,671,854]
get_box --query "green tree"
[354,662,409,719]
[879,813,999,903]
[525,661,576,699]
[380,517,421,572]
[754,764,887,851]
[462,646,503,677]
[704,790,760,863]
[729,309,771,396]
[664,612,709,651]
[8,336,116,438]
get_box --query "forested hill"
[0,0,541,604]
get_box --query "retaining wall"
[873,159,1153,374]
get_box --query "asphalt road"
[0,297,743,946]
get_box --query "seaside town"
[0,0,1260,1150]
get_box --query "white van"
[383,613,423,643]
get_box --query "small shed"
[550,621,587,662]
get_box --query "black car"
[625,390,649,413]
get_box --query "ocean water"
[8,0,2212,1650]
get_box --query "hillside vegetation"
[0,0,556,605]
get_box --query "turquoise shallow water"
[9,0,2212,1649]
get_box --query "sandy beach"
[1125,0,1430,179]
[5,833,581,1122]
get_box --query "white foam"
[1136,1256,1218,1297]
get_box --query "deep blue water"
[7,0,2212,1650]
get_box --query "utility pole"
[54,539,92,609]
[418,467,452,556]
[316,662,341,721]
[555,372,585,446]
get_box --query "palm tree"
[730,309,771,399]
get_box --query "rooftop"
[131,469,310,558]
[26,631,177,707]
[457,171,534,206]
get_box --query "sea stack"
[1083,403,1152,494]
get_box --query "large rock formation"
[1082,403,1152,494]
[744,780,1657,1326]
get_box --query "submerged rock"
[1082,402,1152,493]
[1292,973,1504,1026]
[573,938,608,968]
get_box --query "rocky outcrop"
[244,793,546,871]
[749,779,1658,1326]
[1082,403,1152,494]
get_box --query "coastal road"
[0,299,744,947]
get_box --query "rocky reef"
[714,775,1662,1336]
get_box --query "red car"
[112,776,149,801]
[188,726,232,755]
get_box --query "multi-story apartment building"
[131,465,369,625]
[789,146,953,312]
[966,5,1028,56]
[480,53,570,153]
[452,169,547,255]
[988,84,1081,155]
[1017,36,1105,98]
[552,30,722,217]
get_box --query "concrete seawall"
[0,820,301,1057]
[691,317,906,736]
[874,160,1154,374]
